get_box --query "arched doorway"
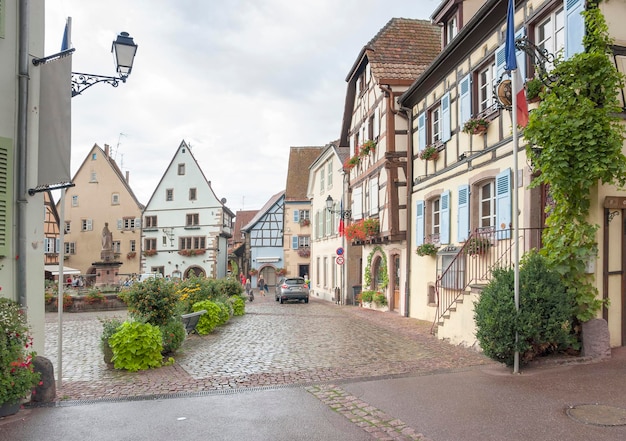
[185,266,206,279]
[259,265,277,289]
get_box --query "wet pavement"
[2,293,626,440]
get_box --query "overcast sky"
[45,0,437,211]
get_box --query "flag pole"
[512,67,520,375]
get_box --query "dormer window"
[446,15,458,44]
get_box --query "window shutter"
[352,186,363,220]
[56,238,61,253]
[0,137,13,257]
[457,185,470,242]
[417,112,426,152]
[415,200,425,246]
[496,169,512,240]
[565,0,584,59]
[440,190,450,245]
[495,44,507,81]
[459,74,472,125]
[117,219,123,229]
[87,219,93,231]
[369,177,379,215]
[373,108,380,138]
[441,92,451,142]
[135,217,141,228]
[293,210,300,223]
[515,28,527,79]
[292,236,298,249]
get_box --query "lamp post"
[325,195,351,218]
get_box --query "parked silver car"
[275,277,309,303]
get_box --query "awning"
[44,265,81,276]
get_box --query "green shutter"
[0,137,14,257]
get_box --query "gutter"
[16,0,30,307]
[399,106,413,318]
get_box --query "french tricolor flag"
[338,199,345,236]
[505,0,528,127]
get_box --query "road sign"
[336,247,344,256]
[336,256,344,265]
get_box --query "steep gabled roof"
[69,143,144,210]
[346,18,442,84]
[285,146,324,202]
[242,190,285,232]
[232,210,258,243]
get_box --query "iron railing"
[431,227,544,333]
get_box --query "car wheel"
[279,297,284,304]
[304,298,309,304]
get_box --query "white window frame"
[479,181,497,228]
[81,219,93,232]
[477,62,496,113]
[536,7,565,71]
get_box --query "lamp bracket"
[71,72,126,97]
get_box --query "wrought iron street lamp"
[71,32,138,97]
[325,195,351,218]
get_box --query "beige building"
[283,146,324,280]
[399,0,626,348]
[341,18,441,315]
[60,144,144,281]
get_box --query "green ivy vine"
[524,2,626,321]
[364,246,389,290]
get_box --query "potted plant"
[373,292,388,308]
[126,251,136,259]
[143,249,157,257]
[276,268,287,276]
[525,77,544,103]
[0,298,41,416]
[416,243,439,257]
[299,218,310,227]
[344,155,360,171]
[359,290,375,305]
[464,237,492,256]
[249,268,258,276]
[462,117,489,135]
[360,140,377,156]
[419,145,439,161]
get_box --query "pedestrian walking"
[258,275,265,296]
[245,278,253,301]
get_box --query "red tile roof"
[363,18,441,83]
[285,147,324,201]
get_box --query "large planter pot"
[0,401,20,418]
[103,343,114,366]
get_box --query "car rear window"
[285,278,305,285]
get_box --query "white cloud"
[46,0,436,210]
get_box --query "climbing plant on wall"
[364,245,389,290]
[524,3,626,321]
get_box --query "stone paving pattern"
[44,295,494,401]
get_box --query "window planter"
[143,250,157,257]
[299,218,310,227]
[419,146,439,161]
[462,118,489,135]
[464,237,492,256]
[178,249,206,256]
[416,243,439,257]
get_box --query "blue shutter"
[496,169,512,240]
[565,0,584,59]
[515,28,527,79]
[459,74,471,125]
[292,236,298,249]
[415,201,425,246]
[457,185,470,242]
[441,92,451,142]
[417,112,426,152]
[440,190,450,245]
[495,44,507,80]
[293,210,300,222]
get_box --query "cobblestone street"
[44,294,493,401]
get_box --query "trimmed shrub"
[230,295,246,316]
[474,251,578,366]
[108,321,163,372]
[160,319,186,355]
[215,301,230,326]
[192,300,222,335]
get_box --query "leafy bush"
[360,290,375,303]
[108,321,163,372]
[120,278,179,326]
[215,301,231,326]
[85,289,105,304]
[230,295,246,316]
[159,319,186,355]
[474,252,578,366]
[192,300,222,335]
[373,292,388,307]
[99,316,124,350]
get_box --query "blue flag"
[505,0,517,71]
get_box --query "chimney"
[125,171,130,183]
[104,144,110,157]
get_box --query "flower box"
[143,249,157,257]
[345,218,380,241]
[462,118,489,135]
[419,146,439,161]
[178,249,206,257]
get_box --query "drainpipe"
[399,105,413,318]
[16,0,30,307]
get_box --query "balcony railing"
[432,227,544,334]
